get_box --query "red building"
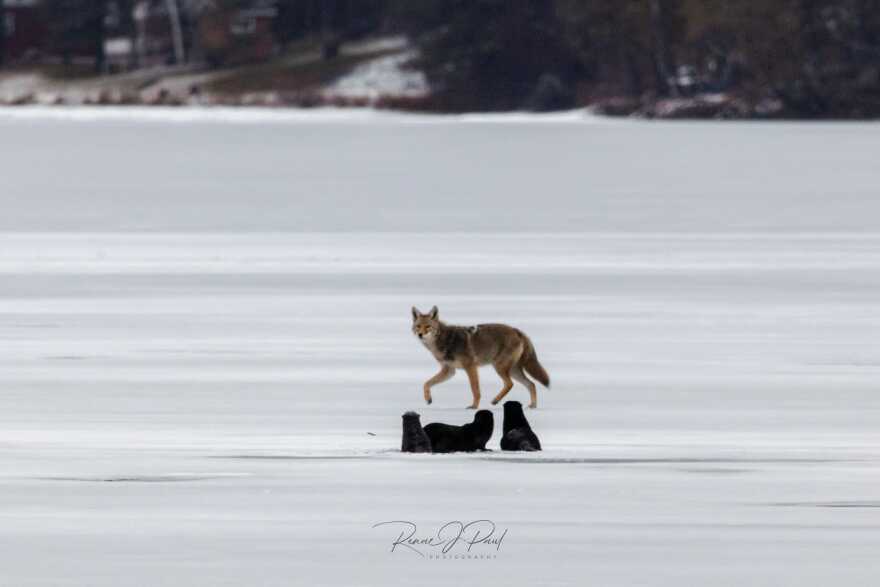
[195,0,278,66]
[2,0,47,61]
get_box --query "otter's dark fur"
[401,411,432,453]
[500,401,541,451]
[423,410,494,453]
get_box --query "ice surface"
[0,113,879,585]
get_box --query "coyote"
[411,306,550,409]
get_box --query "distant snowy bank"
[0,105,607,124]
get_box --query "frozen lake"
[1,110,879,585]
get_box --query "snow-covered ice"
[0,112,879,585]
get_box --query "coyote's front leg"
[464,364,481,409]
[423,364,455,405]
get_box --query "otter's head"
[474,409,494,429]
[502,401,528,431]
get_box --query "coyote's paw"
[528,403,537,409]
[466,403,479,410]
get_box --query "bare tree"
[166,0,185,64]
[649,0,676,95]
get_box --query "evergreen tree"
[45,0,108,72]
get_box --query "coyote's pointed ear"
[411,306,420,321]
[429,306,438,320]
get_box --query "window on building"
[230,16,256,36]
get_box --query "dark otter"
[423,410,494,453]
[500,401,541,451]
[401,411,432,453]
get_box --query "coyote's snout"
[411,306,550,409]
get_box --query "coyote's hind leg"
[511,364,538,409]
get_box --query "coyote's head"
[411,306,440,342]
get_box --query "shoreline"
[2,104,879,124]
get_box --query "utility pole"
[166,0,185,64]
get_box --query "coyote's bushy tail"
[519,332,550,388]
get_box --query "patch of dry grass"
[205,49,397,95]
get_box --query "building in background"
[102,0,135,72]
[0,0,280,71]
[193,0,278,67]
[130,0,279,68]
[132,0,179,67]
